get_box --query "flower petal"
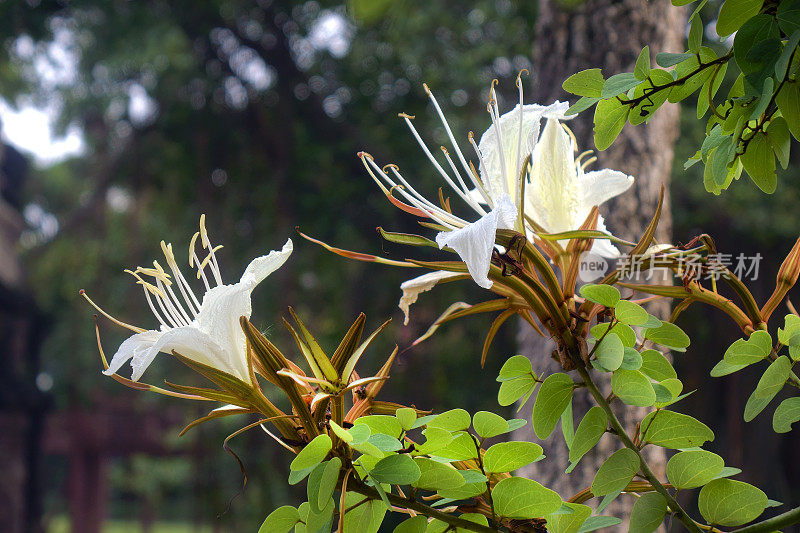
[104,329,162,378]
[526,118,580,233]
[241,238,293,287]
[399,271,463,325]
[146,325,238,381]
[478,101,570,200]
[590,215,622,259]
[579,169,634,211]
[435,194,517,289]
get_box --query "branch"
[729,506,800,533]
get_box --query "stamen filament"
[80,290,146,333]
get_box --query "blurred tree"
[512,0,685,523]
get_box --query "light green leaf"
[533,373,575,439]
[563,69,605,98]
[666,450,725,489]
[370,454,421,485]
[615,300,648,325]
[724,331,771,365]
[595,333,625,372]
[753,355,791,399]
[415,427,454,455]
[655,52,694,68]
[491,477,562,519]
[368,433,402,452]
[741,131,776,194]
[591,322,637,347]
[354,415,403,438]
[393,515,427,533]
[545,502,592,533]
[688,15,702,52]
[343,493,386,533]
[629,492,667,533]
[717,0,765,37]
[714,466,743,480]
[428,409,471,432]
[473,411,510,439]
[640,350,677,381]
[395,407,417,430]
[566,96,601,116]
[577,516,623,533]
[259,506,300,533]
[498,374,537,407]
[710,359,750,377]
[580,284,621,307]
[591,448,640,496]
[412,458,465,491]
[641,410,714,448]
[776,82,800,141]
[483,441,544,473]
[601,72,641,98]
[318,458,341,511]
[569,406,607,464]
[634,46,651,80]
[497,354,533,381]
[290,434,332,471]
[698,479,768,526]
[643,321,690,351]
[594,98,629,151]
[435,432,478,461]
[612,369,656,406]
[620,347,643,370]
[773,397,800,433]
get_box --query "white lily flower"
[399,271,464,325]
[85,215,292,383]
[525,118,634,258]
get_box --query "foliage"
[563,0,800,195]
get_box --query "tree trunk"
[513,0,685,524]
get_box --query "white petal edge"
[399,271,464,325]
[142,325,238,382]
[435,194,517,289]
[590,215,621,259]
[104,329,162,377]
[579,169,634,212]
[241,238,293,287]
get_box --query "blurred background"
[0,1,798,532]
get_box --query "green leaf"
[563,69,605,98]
[639,350,678,381]
[734,15,780,76]
[591,448,640,496]
[545,503,592,533]
[666,450,725,489]
[533,373,575,439]
[395,407,417,430]
[591,322,637,347]
[776,82,800,141]
[655,52,694,68]
[568,406,607,464]
[595,333,625,372]
[473,411,509,439]
[483,441,544,473]
[317,458,341,511]
[654,378,685,407]
[629,492,667,533]
[593,98,629,151]
[643,322,690,351]
[259,506,300,533]
[714,466,743,479]
[370,454,421,485]
[580,284,621,307]
[710,359,750,377]
[290,434,332,471]
[393,515,427,533]
[688,15,703,53]
[415,427,454,455]
[491,477,562,519]
[630,69,674,125]
[724,331,772,365]
[343,493,386,533]
[776,31,800,79]
[566,96,601,116]
[698,479,768,526]
[615,300,648,325]
[717,0,765,37]
[669,48,717,103]
[368,433,402,452]
[620,347,643,370]
[778,314,800,346]
[641,410,714,448]
[562,399,575,448]
[428,409,471,432]
[305,497,335,533]
[436,481,487,500]
[777,0,800,34]
[497,354,533,381]
[612,369,656,406]
[766,117,791,170]
[577,516,623,533]
[634,47,651,80]
[773,397,800,433]
[498,374,537,407]
[435,432,478,461]
[744,356,791,421]
[354,415,403,438]
[412,458,465,491]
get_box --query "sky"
[0,100,85,167]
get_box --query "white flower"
[398,270,464,325]
[85,216,292,383]
[525,118,634,258]
[362,78,570,289]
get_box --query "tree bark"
[513,0,685,524]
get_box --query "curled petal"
[399,271,464,325]
[435,194,517,289]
